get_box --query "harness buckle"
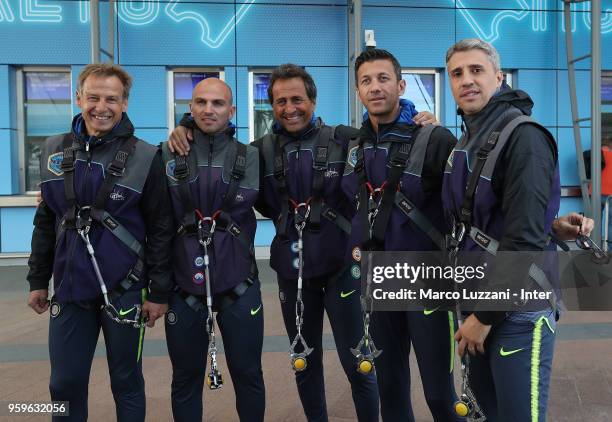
[197,217,216,247]
[75,206,93,234]
[453,222,466,244]
[173,157,189,180]
[292,201,311,229]
[107,163,126,177]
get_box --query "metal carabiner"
[197,216,216,247]
[350,317,382,375]
[453,354,486,420]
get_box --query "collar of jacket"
[71,112,135,147]
[360,99,418,142]
[192,123,236,146]
[272,115,322,143]
[459,83,534,136]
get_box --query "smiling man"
[341,48,462,422]
[27,63,173,422]
[443,38,561,422]
[161,78,265,422]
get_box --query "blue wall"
[0,0,611,252]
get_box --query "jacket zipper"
[206,134,213,215]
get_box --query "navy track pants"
[371,309,462,422]
[278,266,380,422]
[468,310,556,422]
[48,289,147,422]
[165,279,265,422]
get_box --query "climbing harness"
[447,224,486,421]
[76,206,144,328]
[350,250,382,375]
[288,200,314,372]
[195,210,224,389]
[61,134,145,328]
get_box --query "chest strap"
[356,125,441,251]
[175,141,253,256]
[60,134,144,292]
[273,126,348,236]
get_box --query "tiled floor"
[1,264,611,421]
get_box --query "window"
[401,69,440,120]
[503,70,514,88]
[249,71,274,142]
[18,69,71,192]
[603,72,612,141]
[168,69,223,129]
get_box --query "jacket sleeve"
[474,124,557,326]
[27,201,56,291]
[421,126,458,194]
[496,124,557,251]
[252,137,273,218]
[179,113,195,130]
[140,151,174,304]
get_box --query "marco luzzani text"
[370,262,553,302]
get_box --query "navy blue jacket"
[27,114,173,303]
[162,125,259,295]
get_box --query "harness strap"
[60,134,78,226]
[321,204,351,234]
[221,142,247,214]
[180,276,255,313]
[354,140,371,249]
[309,126,334,231]
[458,113,519,227]
[394,190,446,251]
[370,141,412,246]
[174,153,197,231]
[92,136,138,212]
[272,134,290,237]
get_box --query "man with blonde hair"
[27,63,173,422]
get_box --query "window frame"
[602,70,612,140]
[167,67,225,131]
[16,66,72,194]
[400,68,441,122]
[503,69,515,88]
[248,69,275,143]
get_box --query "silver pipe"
[591,0,602,246]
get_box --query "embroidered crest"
[193,272,205,285]
[166,310,178,325]
[47,152,64,176]
[348,146,359,167]
[166,159,178,181]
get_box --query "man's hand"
[168,126,193,156]
[553,212,595,241]
[141,301,168,328]
[413,111,439,126]
[28,289,49,314]
[455,313,492,357]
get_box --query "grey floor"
[1,263,611,421]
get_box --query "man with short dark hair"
[253,64,380,421]
[27,63,173,422]
[443,38,561,422]
[342,48,463,421]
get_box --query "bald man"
[161,78,265,422]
